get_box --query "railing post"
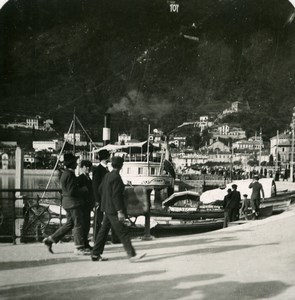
[12,191,16,245]
[15,147,24,198]
[142,188,153,241]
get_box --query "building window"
[138,167,143,175]
[150,167,155,175]
[127,168,131,175]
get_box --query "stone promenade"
[1,182,295,299]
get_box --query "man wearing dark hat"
[92,149,110,239]
[223,188,232,228]
[230,184,241,221]
[43,153,89,255]
[249,175,265,218]
[91,156,146,262]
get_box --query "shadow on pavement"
[0,257,82,271]
[141,242,279,263]
[0,270,289,300]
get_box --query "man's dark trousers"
[92,213,136,257]
[51,207,85,247]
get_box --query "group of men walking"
[43,150,145,262]
[223,175,265,227]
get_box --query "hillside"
[0,0,295,142]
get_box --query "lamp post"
[290,107,295,182]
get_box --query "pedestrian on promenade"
[77,160,94,250]
[249,175,265,219]
[223,188,232,228]
[230,184,241,221]
[239,194,250,220]
[92,149,110,240]
[91,156,146,262]
[43,153,89,255]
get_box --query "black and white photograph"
[0,0,295,299]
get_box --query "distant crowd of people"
[182,165,295,182]
[222,175,265,227]
[42,150,146,262]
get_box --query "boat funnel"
[103,113,111,145]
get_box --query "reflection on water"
[0,174,60,190]
[0,173,61,200]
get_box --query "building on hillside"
[149,129,163,145]
[169,136,186,148]
[64,132,81,143]
[26,118,40,129]
[33,140,63,152]
[222,100,250,116]
[172,151,208,170]
[270,133,292,165]
[207,151,232,163]
[206,140,231,153]
[198,115,214,132]
[213,124,246,140]
[233,139,263,151]
[118,133,131,145]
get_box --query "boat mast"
[259,127,262,171]
[147,124,150,176]
[275,130,279,172]
[73,107,76,154]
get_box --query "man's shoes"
[129,252,146,263]
[91,255,108,261]
[85,245,93,251]
[43,237,53,254]
[74,248,91,256]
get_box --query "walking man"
[249,175,265,218]
[77,159,94,250]
[43,153,89,255]
[92,149,110,240]
[91,156,146,262]
[230,184,241,221]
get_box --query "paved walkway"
[0,182,295,299]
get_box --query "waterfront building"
[270,133,292,166]
[33,140,63,152]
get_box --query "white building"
[33,140,63,152]
[233,139,262,151]
[118,133,131,144]
[64,133,81,143]
[26,118,39,129]
[270,133,292,165]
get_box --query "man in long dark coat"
[91,156,146,262]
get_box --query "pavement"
[1,182,295,300]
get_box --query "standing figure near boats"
[249,175,265,218]
[223,188,232,228]
[240,194,250,220]
[77,160,94,250]
[91,156,146,262]
[92,150,110,240]
[43,153,89,255]
[230,184,241,221]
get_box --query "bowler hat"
[63,153,78,167]
[231,184,238,189]
[111,156,124,169]
[98,149,110,161]
[254,175,260,180]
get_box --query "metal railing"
[0,187,153,244]
[0,188,62,244]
